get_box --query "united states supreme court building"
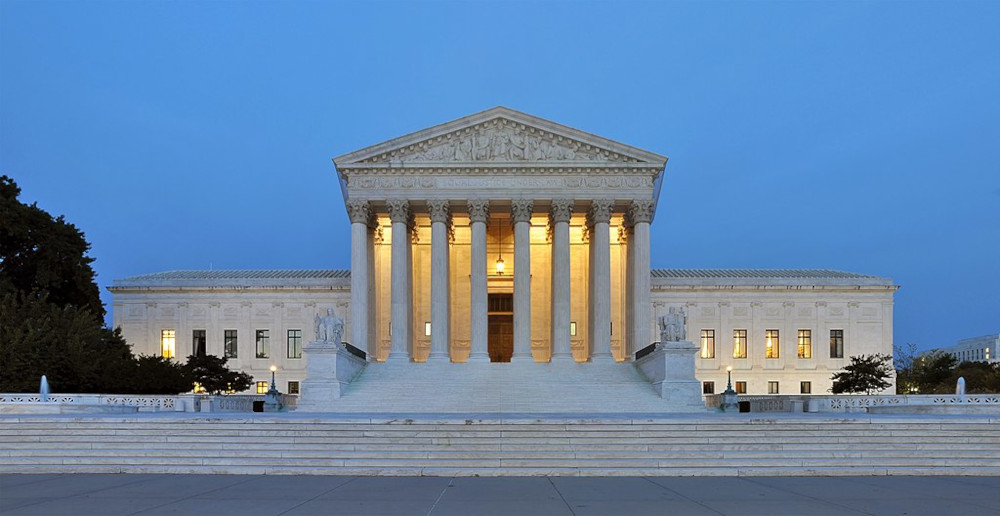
[109,107,898,407]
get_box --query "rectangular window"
[700,329,715,359]
[830,329,844,358]
[702,381,715,395]
[224,330,238,358]
[287,329,302,359]
[256,381,268,394]
[765,329,780,358]
[192,330,206,358]
[255,330,270,359]
[800,381,812,394]
[160,330,176,359]
[287,381,300,394]
[735,381,747,394]
[797,330,812,359]
[733,329,747,359]
[768,381,780,394]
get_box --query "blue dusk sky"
[1,1,997,352]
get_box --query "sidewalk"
[2,474,999,515]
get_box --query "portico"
[334,107,668,365]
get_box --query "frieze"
[361,118,640,164]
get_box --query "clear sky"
[2,1,997,352]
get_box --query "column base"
[589,353,614,363]
[386,354,412,362]
[550,353,574,362]
[425,354,449,363]
[466,353,490,363]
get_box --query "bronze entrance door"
[487,293,514,362]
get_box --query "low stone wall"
[0,393,299,413]
[703,393,1000,413]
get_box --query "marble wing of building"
[109,107,898,400]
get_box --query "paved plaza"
[2,474,999,515]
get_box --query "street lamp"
[721,365,739,412]
[263,365,282,412]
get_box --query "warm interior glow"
[726,366,733,372]
[160,330,176,359]
[495,257,505,275]
[269,365,277,373]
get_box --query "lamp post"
[263,365,282,412]
[721,365,739,412]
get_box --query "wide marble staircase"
[2,415,998,476]
[306,360,686,413]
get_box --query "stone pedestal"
[296,340,367,411]
[634,340,706,410]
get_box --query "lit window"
[702,381,715,395]
[570,322,577,337]
[800,381,812,394]
[733,329,747,359]
[425,322,432,336]
[735,381,747,394]
[192,329,206,357]
[287,329,302,359]
[797,330,812,359]
[700,330,715,359]
[287,381,300,394]
[768,381,779,394]
[224,330,238,358]
[765,330,779,358]
[830,330,844,359]
[256,381,268,394]
[255,330,270,359]
[160,330,176,359]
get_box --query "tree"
[129,355,191,395]
[0,175,103,317]
[182,354,254,394]
[831,354,894,395]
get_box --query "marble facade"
[109,107,899,397]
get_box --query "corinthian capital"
[386,199,410,223]
[549,199,574,224]
[510,199,534,224]
[587,199,614,226]
[427,200,450,224]
[625,199,655,226]
[467,199,490,224]
[345,200,371,225]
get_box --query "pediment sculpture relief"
[365,119,638,164]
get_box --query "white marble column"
[589,199,614,362]
[387,199,411,362]
[511,199,534,363]
[427,200,451,362]
[627,199,655,359]
[549,199,573,362]
[346,200,371,357]
[467,200,490,362]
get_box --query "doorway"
[488,293,513,362]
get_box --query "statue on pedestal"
[314,308,344,345]
[659,306,687,343]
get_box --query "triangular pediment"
[334,107,667,167]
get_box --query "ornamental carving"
[625,199,655,225]
[588,199,614,225]
[427,200,450,223]
[363,118,638,164]
[345,200,370,224]
[467,199,490,223]
[549,199,573,224]
[386,199,411,223]
[510,199,534,223]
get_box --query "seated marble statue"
[314,308,344,344]
[659,306,687,343]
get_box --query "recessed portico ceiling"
[333,106,668,168]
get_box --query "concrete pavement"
[2,474,999,515]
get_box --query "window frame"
[797,329,812,359]
[287,329,303,359]
[700,329,715,359]
[733,329,748,359]
[800,381,812,394]
[767,381,780,394]
[702,381,715,395]
[830,329,844,359]
[224,329,238,358]
[765,329,780,359]
[255,329,270,359]
[160,329,176,359]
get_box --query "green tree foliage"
[830,354,894,395]
[896,344,1000,394]
[130,355,191,395]
[182,354,254,394]
[0,176,103,317]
